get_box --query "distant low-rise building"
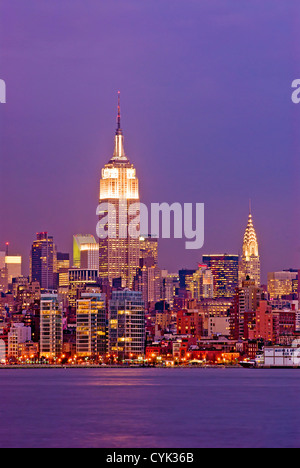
[208,316,230,337]
[268,270,298,300]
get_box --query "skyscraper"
[30,233,56,291]
[134,235,161,305]
[230,278,263,340]
[98,93,140,288]
[202,254,239,298]
[239,210,260,287]
[73,234,99,270]
[139,235,158,266]
[76,292,107,357]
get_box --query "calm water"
[0,367,299,448]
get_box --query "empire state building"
[98,93,140,288]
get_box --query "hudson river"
[0,368,299,448]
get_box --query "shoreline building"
[39,293,63,359]
[239,210,260,287]
[98,93,140,289]
[108,289,145,359]
[76,292,107,358]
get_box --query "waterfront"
[0,368,299,448]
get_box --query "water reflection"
[0,368,299,448]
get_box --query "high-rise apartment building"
[30,232,56,291]
[98,94,140,288]
[202,254,239,298]
[236,278,263,340]
[239,211,260,287]
[39,293,63,359]
[108,290,145,358]
[76,292,107,357]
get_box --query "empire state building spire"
[113,91,127,161]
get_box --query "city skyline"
[0,1,299,284]
[0,101,296,284]
[0,95,295,284]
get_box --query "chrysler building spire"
[243,212,259,259]
[239,207,260,287]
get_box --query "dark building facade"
[30,232,56,291]
[202,254,239,298]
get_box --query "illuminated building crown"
[242,213,259,259]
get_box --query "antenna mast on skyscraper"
[117,91,121,132]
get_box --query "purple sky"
[0,0,300,283]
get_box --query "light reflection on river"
[0,367,299,448]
